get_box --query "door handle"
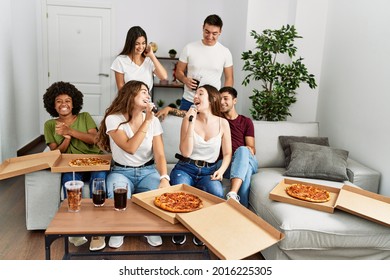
[98,73,109,77]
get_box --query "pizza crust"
[154,192,203,213]
[285,183,330,203]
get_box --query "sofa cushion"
[160,115,182,164]
[255,122,319,168]
[279,135,329,167]
[284,142,349,182]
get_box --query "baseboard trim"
[17,135,45,157]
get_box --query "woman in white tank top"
[170,84,232,198]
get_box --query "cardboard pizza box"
[335,185,390,227]
[133,183,285,259]
[269,178,340,213]
[132,184,225,224]
[176,199,285,260]
[50,153,112,173]
[0,150,112,180]
[270,178,390,227]
[0,150,61,180]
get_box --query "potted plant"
[242,25,317,121]
[168,49,177,58]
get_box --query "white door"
[47,5,111,117]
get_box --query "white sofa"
[24,116,390,259]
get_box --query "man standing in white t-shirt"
[156,14,234,119]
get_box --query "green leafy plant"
[157,99,165,108]
[242,25,317,121]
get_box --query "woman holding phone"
[111,26,168,91]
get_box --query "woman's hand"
[158,179,171,189]
[211,170,223,181]
[55,122,71,138]
[185,105,197,122]
[144,101,155,122]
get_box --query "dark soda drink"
[193,79,200,90]
[114,188,127,211]
[92,190,106,206]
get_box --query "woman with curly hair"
[96,80,170,249]
[43,81,107,251]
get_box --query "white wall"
[0,0,39,161]
[317,0,390,195]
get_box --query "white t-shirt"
[179,40,233,102]
[111,55,155,90]
[105,113,163,166]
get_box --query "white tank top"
[190,119,222,163]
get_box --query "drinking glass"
[191,73,202,91]
[64,180,83,212]
[113,182,128,211]
[92,178,106,207]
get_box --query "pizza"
[154,192,203,213]
[285,183,331,203]
[68,157,111,167]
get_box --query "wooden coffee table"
[45,199,209,259]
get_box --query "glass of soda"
[113,181,128,211]
[191,73,202,91]
[92,178,106,207]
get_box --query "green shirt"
[44,112,102,155]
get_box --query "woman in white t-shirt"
[111,26,167,91]
[96,80,170,249]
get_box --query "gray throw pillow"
[284,142,349,182]
[279,136,330,167]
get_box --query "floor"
[0,140,264,260]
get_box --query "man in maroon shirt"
[218,87,258,207]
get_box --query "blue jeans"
[217,146,258,207]
[170,161,224,198]
[179,98,193,110]
[106,165,159,198]
[62,171,108,198]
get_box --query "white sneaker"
[68,236,88,247]
[145,235,162,247]
[226,191,240,203]
[108,236,124,248]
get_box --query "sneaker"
[192,236,204,246]
[226,191,240,203]
[171,235,186,245]
[89,236,106,251]
[68,236,88,247]
[144,235,162,247]
[108,236,124,248]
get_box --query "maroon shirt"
[218,115,255,160]
[227,115,255,153]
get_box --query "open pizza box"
[132,184,225,224]
[0,150,111,180]
[50,153,112,172]
[270,178,390,227]
[132,184,285,260]
[0,150,61,180]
